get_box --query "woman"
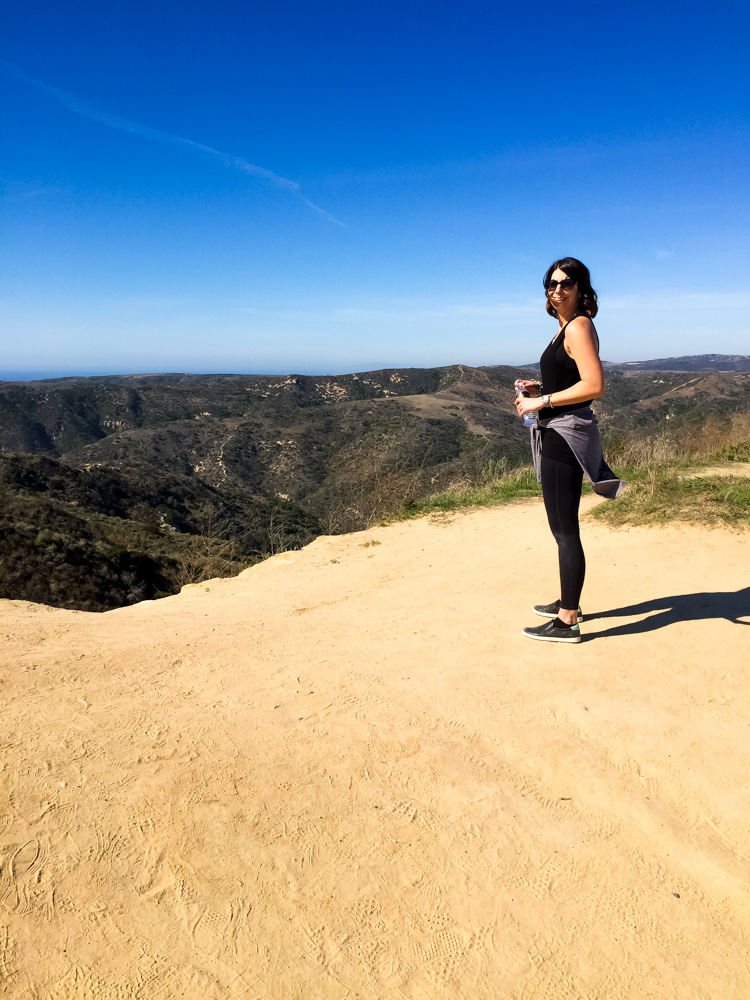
[515,257,624,643]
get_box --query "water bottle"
[520,396,538,427]
[515,382,539,427]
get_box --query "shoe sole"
[532,608,584,623]
[522,628,581,643]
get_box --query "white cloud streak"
[3,60,345,225]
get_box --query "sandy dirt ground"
[683,461,750,478]
[1,496,749,999]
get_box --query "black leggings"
[540,436,585,611]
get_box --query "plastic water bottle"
[515,389,538,427]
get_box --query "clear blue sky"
[2,0,748,378]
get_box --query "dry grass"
[589,470,750,528]
[591,413,750,528]
[386,464,541,520]
[604,412,750,469]
[390,413,750,528]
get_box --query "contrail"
[2,60,345,225]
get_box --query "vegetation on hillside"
[589,414,750,528]
[589,470,750,528]
[0,454,319,611]
[390,413,750,529]
[1,368,749,611]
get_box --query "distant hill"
[520,354,750,372]
[601,354,750,372]
[1,360,749,610]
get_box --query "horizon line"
[3,352,750,384]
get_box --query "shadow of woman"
[585,587,750,639]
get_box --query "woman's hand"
[514,378,543,419]
[515,394,545,419]
[514,379,541,396]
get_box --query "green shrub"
[711,441,750,463]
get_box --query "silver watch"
[542,393,552,407]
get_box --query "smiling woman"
[514,257,625,643]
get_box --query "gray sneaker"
[532,600,583,623]
[523,619,582,643]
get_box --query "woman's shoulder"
[563,315,599,354]
[565,314,596,336]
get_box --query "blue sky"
[1,0,748,378]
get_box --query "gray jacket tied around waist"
[530,406,626,500]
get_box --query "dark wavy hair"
[543,257,598,319]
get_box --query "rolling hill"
[1,359,749,609]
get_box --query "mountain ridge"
[1,359,749,610]
[601,354,750,372]
[3,353,749,387]
[516,353,750,373]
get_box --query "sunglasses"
[546,278,577,292]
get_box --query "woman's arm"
[553,316,604,405]
[515,317,604,418]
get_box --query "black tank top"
[538,319,598,419]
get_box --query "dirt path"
[1,498,749,998]
[682,460,750,478]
